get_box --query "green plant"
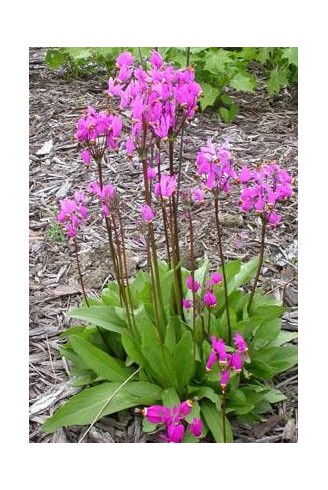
[42,50,297,442]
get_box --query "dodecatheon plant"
[147,166,157,180]
[81,148,91,166]
[150,50,164,69]
[75,106,123,152]
[140,204,155,223]
[116,51,134,68]
[196,138,236,193]
[142,405,171,424]
[166,423,185,443]
[230,352,243,373]
[186,275,200,293]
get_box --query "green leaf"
[219,107,231,123]
[43,381,162,433]
[230,72,256,92]
[256,47,273,64]
[227,257,259,294]
[201,400,233,443]
[199,82,219,110]
[68,305,127,334]
[172,331,195,393]
[268,345,298,373]
[140,320,177,388]
[255,304,284,319]
[69,335,132,382]
[254,318,281,341]
[271,330,298,346]
[121,332,148,369]
[264,388,287,404]
[267,66,289,95]
[164,316,178,352]
[281,47,298,66]
[188,386,221,406]
[65,47,93,62]
[162,387,180,408]
[204,49,232,73]
[240,47,258,61]
[45,48,68,69]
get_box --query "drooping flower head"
[186,275,200,293]
[140,204,155,223]
[154,174,177,200]
[220,370,230,393]
[189,418,203,438]
[88,181,116,218]
[207,272,222,286]
[233,332,248,354]
[57,192,88,239]
[182,298,192,310]
[196,139,236,193]
[238,162,293,227]
[203,291,217,308]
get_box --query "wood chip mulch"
[29,48,298,443]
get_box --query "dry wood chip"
[36,139,53,155]
[252,413,285,439]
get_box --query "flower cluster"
[108,50,202,146]
[237,162,293,227]
[154,174,177,200]
[87,181,116,218]
[206,333,249,393]
[183,271,222,310]
[57,192,88,238]
[196,139,236,192]
[142,400,202,443]
[75,106,123,163]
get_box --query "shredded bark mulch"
[29,48,298,443]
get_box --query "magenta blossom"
[233,332,248,354]
[57,193,88,239]
[207,272,222,286]
[167,423,185,443]
[182,298,192,310]
[230,352,243,372]
[147,166,157,180]
[186,275,200,293]
[150,50,164,69]
[220,370,230,392]
[203,291,217,308]
[190,418,203,438]
[116,51,134,67]
[192,188,205,202]
[81,149,91,166]
[206,350,217,372]
[140,204,155,223]
[154,174,177,200]
[142,405,170,424]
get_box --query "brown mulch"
[29,48,298,443]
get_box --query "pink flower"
[207,272,222,285]
[182,299,192,310]
[116,51,134,67]
[203,291,217,308]
[177,400,193,417]
[81,149,91,166]
[268,212,281,227]
[142,405,171,424]
[126,138,135,156]
[212,337,228,365]
[190,418,203,438]
[186,275,200,293]
[206,350,217,371]
[154,174,177,200]
[147,166,157,180]
[230,352,243,372]
[238,165,252,183]
[140,204,155,223]
[192,188,205,202]
[150,50,163,69]
[220,370,230,392]
[233,332,248,353]
[167,423,185,443]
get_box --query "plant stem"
[222,391,227,443]
[248,216,267,313]
[73,238,89,307]
[214,194,231,344]
[188,209,197,358]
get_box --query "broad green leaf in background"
[227,257,259,294]
[199,82,219,111]
[230,72,256,92]
[201,400,233,443]
[68,305,127,334]
[43,381,162,433]
[281,47,298,66]
[267,66,289,95]
[254,318,281,342]
[69,335,132,382]
[204,49,232,73]
[271,331,298,346]
[162,387,180,408]
[172,331,195,393]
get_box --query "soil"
[29,48,298,443]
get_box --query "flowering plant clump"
[43,50,297,443]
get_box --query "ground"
[29,48,298,443]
